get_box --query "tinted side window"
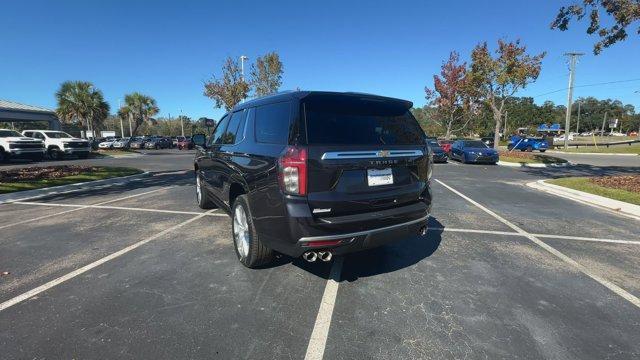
[222,110,247,145]
[255,101,291,144]
[209,115,230,146]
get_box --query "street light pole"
[240,55,248,81]
[180,109,184,137]
[563,52,583,150]
[118,99,125,138]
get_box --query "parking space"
[1,155,639,359]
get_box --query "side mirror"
[192,134,207,148]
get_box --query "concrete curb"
[527,179,640,221]
[0,171,151,204]
[498,161,572,168]
[546,150,638,157]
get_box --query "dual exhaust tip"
[302,225,427,263]
[303,251,332,262]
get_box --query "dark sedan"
[450,139,499,164]
[427,140,448,163]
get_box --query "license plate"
[367,168,393,186]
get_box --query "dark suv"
[193,91,433,268]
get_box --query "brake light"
[278,146,307,195]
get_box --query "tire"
[232,194,273,268]
[526,146,533,152]
[0,150,9,163]
[78,153,89,159]
[48,148,64,160]
[507,144,514,151]
[539,149,546,153]
[195,172,215,209]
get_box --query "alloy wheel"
[233,206,250,259]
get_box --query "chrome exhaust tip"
[318,251,332,262]
[418,226,428,236]
[302,251,318,262]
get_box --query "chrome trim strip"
[297,214,430,243]
[321,149,423,160]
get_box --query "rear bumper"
[257,189,432,257]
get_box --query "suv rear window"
[303,96,424,145]
[255,102,291,144]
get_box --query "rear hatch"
[302,94,429,217]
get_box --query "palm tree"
[55,81,110,138]
[120,92,159,136]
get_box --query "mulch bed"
[498,151,566,163]
[590,175,640,193]
[0,166,101,183]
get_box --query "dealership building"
[0,99,61,130]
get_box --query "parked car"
[144,137,171,149]
[192,91,432,268]
[171,136,179,148]
[507,135,548,152]
[177,136,193,150]
[480,137,495,148]
[450,139,499,164]
[112,137,131,149]
[129,137,148,149]
[580,131,594,136]
[438,139,454,154]
[98,138,117,149]
[553,133,575,142]
[629,131,638,137]
[0,129,45,162]
[22,130,91,159]
[427,139,448,163]
[609,132,626,137]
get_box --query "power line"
[532,78,640,98]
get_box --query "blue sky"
[2,0,639,120]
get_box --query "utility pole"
[118,99,124,137]
[180,109,184,137]
[601,111,608,136]
[240,55,248,103]
[576,100,581,134]
[563,52,583,150]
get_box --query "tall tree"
[55,81,110,138]
[551,1,640,54]
[468,40,545,149]
[203,57,250,111]
[425,52,474,139]
[120,92,159,136]
[250,52,284,96]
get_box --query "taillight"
[278,146,307,195]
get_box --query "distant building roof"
[0,99,55,114]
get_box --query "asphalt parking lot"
[1,152,640,359]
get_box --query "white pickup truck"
[21,130,91,160]
[0,129,46,162]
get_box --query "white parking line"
[0,209,216,312]
[435,179,640,309]
[11,201,226,217]
[0,187,172,231]
[304,256,344,360]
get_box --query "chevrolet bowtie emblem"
[377,150,390,157]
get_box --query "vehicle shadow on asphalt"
[28,171,201,204]
[255,217,444,281]
[339,217,444,282]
